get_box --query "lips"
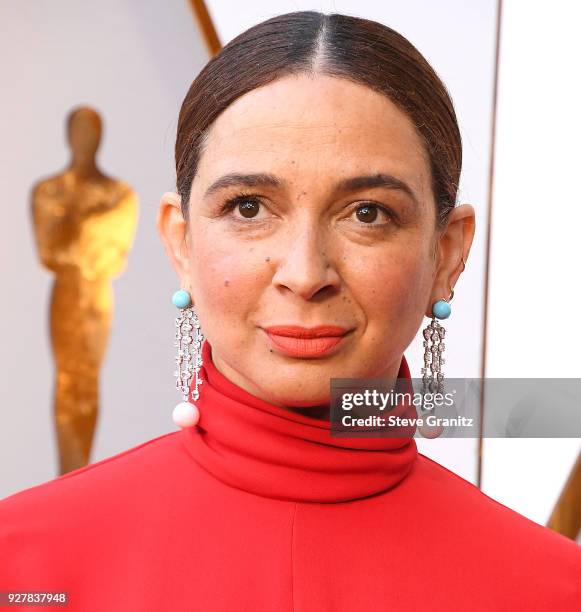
[263,325,351,358]
[264,325,348,338]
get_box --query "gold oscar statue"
[30,106,138,475]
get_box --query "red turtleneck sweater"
[1,340,579,610]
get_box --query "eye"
[237,199,261,218]
[352,203,393,226]
[220,193,267,220]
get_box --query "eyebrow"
[203,172,419,209]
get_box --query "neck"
[293,404,331,420]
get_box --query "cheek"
[347,241,431,330]
[189,230,269,319]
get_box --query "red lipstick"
[263,325,351,358]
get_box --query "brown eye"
[220,193,271,222]
[355,204,379,223]
[238,200,260,218]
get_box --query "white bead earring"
[171,289,204,428]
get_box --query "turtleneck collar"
[180,340,418,503]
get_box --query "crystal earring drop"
[419,295,452,438]
[171,289,204,428]
[421,297,451,394]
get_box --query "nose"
[271,224,341,301]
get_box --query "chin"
[257,379,332,408]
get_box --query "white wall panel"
[483,0,581,525]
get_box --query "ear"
[156,191,191,287]
[426,203,476,317]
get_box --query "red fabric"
[185,340,419,503]
[1,340,580,610]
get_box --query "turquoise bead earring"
[171,288,205,428]
[172,289,192,309]
[432,299,451,320]
[420,251,465,398]
[418,255,466,437]
[418,292,454,439]
[421,290,454,397]
[422,289,454,393]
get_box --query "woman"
[1,11,579,611]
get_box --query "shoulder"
[403,453,581,606]
[0,431,181,525]
[411,452,581,561]
[0,431,188,584]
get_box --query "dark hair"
[176,10,461,230]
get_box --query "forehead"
[194,74,431,199]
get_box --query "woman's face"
[160,74,474,408]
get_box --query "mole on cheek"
[224,279,230,287]
[265,257,270,262]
